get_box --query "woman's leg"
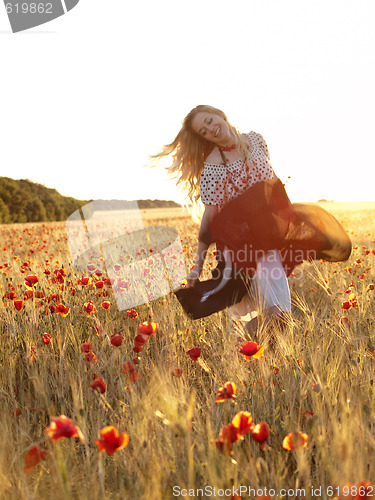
[245,250,291,338]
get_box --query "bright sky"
[0,0,374,204]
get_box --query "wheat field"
[0,202,374,500]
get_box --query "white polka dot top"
[199,132,276,207]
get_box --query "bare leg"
[245,306,289,338]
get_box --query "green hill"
[0,177,181,224]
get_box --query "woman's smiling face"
[191,111,233,145]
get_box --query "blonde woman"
[152,105,351,335]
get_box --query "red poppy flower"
[282,431,308,450]
[126,371,139,384]
[134,334,148,347]
[45,415,85,443]
[240,341,264,360]
[122,361,134,374]
[80,277,92,286]
[186,347,201,362]
[171,368,183,378]
[23,445,46,474]
[127,371,140,384]
[110,333,123,347]
[339,316,350,326]
[24,275,39,288]
[221,425,241,444]
[301,410,314,416]
[90,377,106,394]
[216,381,237,403]
[95,426,129,455]
[367,284,375,291]
[85,352,97,363]
[23,290,33,300]
[101,301,111,309]
[251,422,270,443]
[94,281,104,289]
[55,303,70,317]
[127,309,138,319]
[42,333,52,345]
[137,321,158,336]
[231,411,254,436]
[80,342,92,353]
[14,299,24,311]
[84,300,96,315]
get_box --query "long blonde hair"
[149,105,244,205]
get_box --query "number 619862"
[5,3,53,14]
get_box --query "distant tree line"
[0,177,181,224]
[90,199,181,210]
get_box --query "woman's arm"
[186,204,218,287]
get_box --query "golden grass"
[0,204,374,500]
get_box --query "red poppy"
[95,426,129,455]
[80,342,92,353]
[240,341,264,360]
[23,445,46,474]
[137,321,158,336]
[339,316,350,326]
[216,381,237,403]
[85,352,97,363]
[301,410,314,416]
[55,303,70,317]
[23,290,34,300]
[171,368,183,378]
[101,301,111,309]
[84,300,96,315]
[90,377,106,394]
[110,333,123,347]
[282,431,308,450]
[14,299,24,311]
[251,422,270,443]
[94,281,104,289]
[186,347,201,362]
[134,334,148,347]
[231,411,254,436]
[367,284,375,291]
[45,415,85,443]
[127,309,138,319]
[215,423,241,455]
[42,333,52,345]
[24,275,39,288]
[122,361,134,374]
[127,371,140,383]
[80,277,92,286]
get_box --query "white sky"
[0,0,374,204]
